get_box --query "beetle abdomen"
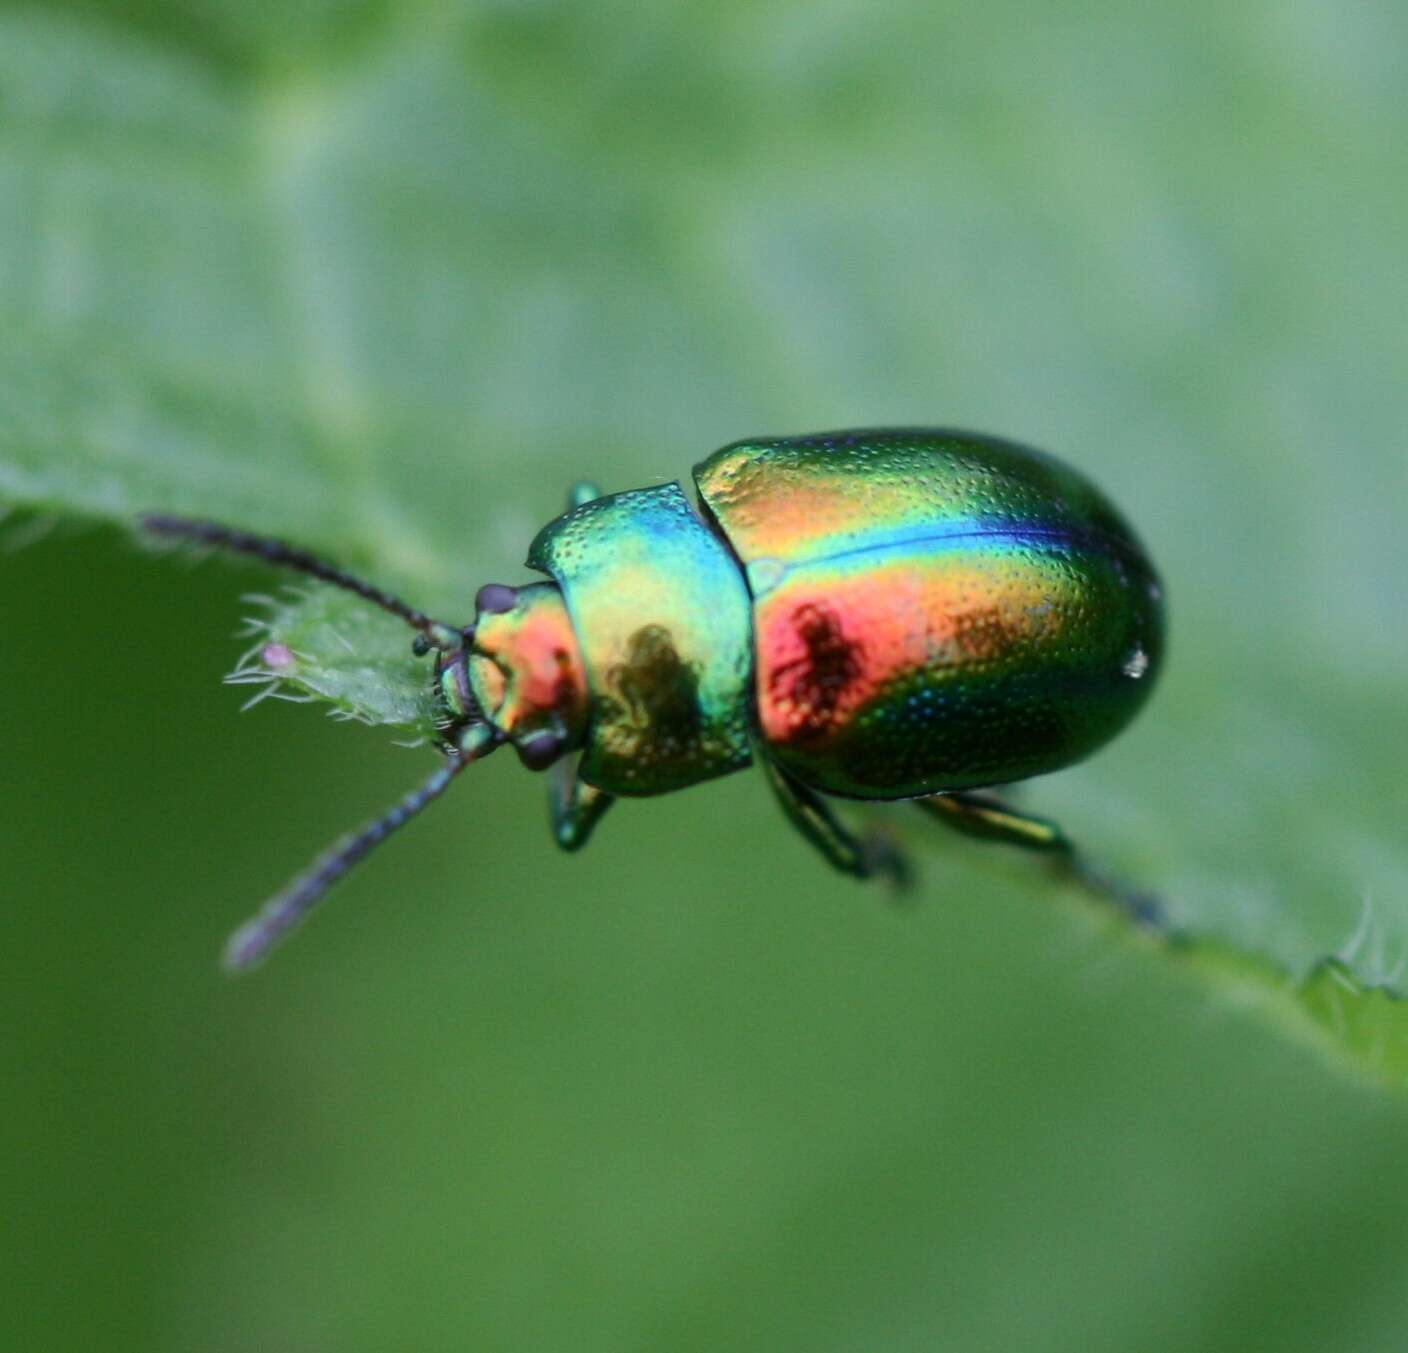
[694,429,1163,799]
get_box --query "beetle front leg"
[548,755,616,851]
[914,791,1168,931]
[761,759,910,887]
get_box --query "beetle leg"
[761,759,910,888]
[914,791,1168,930]
[548,754,616,851]
[914,790,1068,852]
[567,481,603,509]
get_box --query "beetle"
[143,427,1165,969]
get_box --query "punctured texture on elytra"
[694,429,1163,799]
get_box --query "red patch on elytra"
[767,603,864,740]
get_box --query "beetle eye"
[516,727,566,770]
[476,584,518,615]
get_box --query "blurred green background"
[4,2,1408,1349]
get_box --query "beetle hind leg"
[914,790,1068,852]
[762,759,912,890]
[915,791,1169,932]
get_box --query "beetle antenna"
[222,743,490,972]
[141,514,465,650]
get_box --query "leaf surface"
[2,4,1406,1082]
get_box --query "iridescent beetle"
[144,428,1164,969]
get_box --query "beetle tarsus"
[1061,853,1179,939]
[858,825,916,896]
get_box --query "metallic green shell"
[694,428,1164,799]
[527,482,754,796]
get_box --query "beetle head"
[434,581,588,771]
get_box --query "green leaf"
[2,3,1406,1089]
[224,586,434,728]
